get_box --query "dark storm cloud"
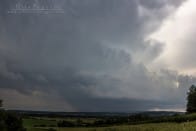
[0,0,191,111]
[64,97,182,112]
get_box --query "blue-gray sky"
[0,0,195,112]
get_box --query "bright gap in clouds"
[150,108,186,112]
[148,0,196,76]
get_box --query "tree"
[0,100,26,131]
[0,100,2,108]
[187,85,196,113]
[5,112,26,131]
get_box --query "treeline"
[56,114,153,127]
[55,113,196,127]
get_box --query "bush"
[57,120,75,127]
[48,128,56,131]
[0,110,26,131]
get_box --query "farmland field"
[23,117,196,131]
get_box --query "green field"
[23,118,57,128]
[23,117,196,131]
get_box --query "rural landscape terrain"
[2,84,196,131]
[20,111,196,131]
[3,109,196,131]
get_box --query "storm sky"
[0,0,195,112]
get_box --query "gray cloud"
[139,0,186,9]
[0,0,192,111]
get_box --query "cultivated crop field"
[23,117,196,131]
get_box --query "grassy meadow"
[23,116,196,131]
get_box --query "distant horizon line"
[4,109,185,113]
